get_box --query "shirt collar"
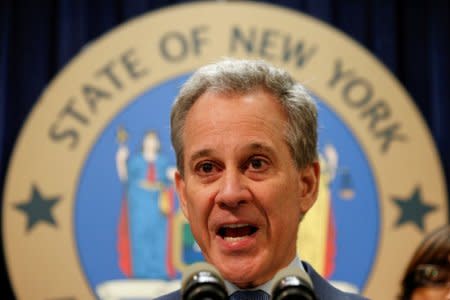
[224,257,304,296]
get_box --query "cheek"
[185,186,213,223]
[184,187,216,254]
[269,181,302,212]
[261,183,302,228]
[412,287,450,300]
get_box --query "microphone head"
[181,262,228,300]
[271,266,317,300]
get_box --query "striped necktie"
[230,290,270,300]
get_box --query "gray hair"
[171,58,318,175]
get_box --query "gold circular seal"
[3,2,447,300]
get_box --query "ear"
[298,160,320,214]
[175,170,190,219]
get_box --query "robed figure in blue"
[116,131,177,279]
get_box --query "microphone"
[181,262,228,300]
[271,266,317,300]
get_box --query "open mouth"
[217,224,259,241]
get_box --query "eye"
[199,162,214,173]
[195,161,220,177]
[246,157,269,172]
[249,158,263,169]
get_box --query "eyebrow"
[188,142,276,163]
[189,149,214,165]
[246,142,277,157]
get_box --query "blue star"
[15,185,60,232]
[392,186,437,232]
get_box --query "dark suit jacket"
[154,261,370,300]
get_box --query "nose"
[215,169,249,209]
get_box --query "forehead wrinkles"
[186,90,288,130]
[182,90,290,161]
[184,109,287,149]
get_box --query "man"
[157,58,368,299]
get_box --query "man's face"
[175,89,319,288]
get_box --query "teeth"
[223,224,249,228]
[224,236,247,242]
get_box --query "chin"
[213,256,265,287]
[222,270,259,288]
